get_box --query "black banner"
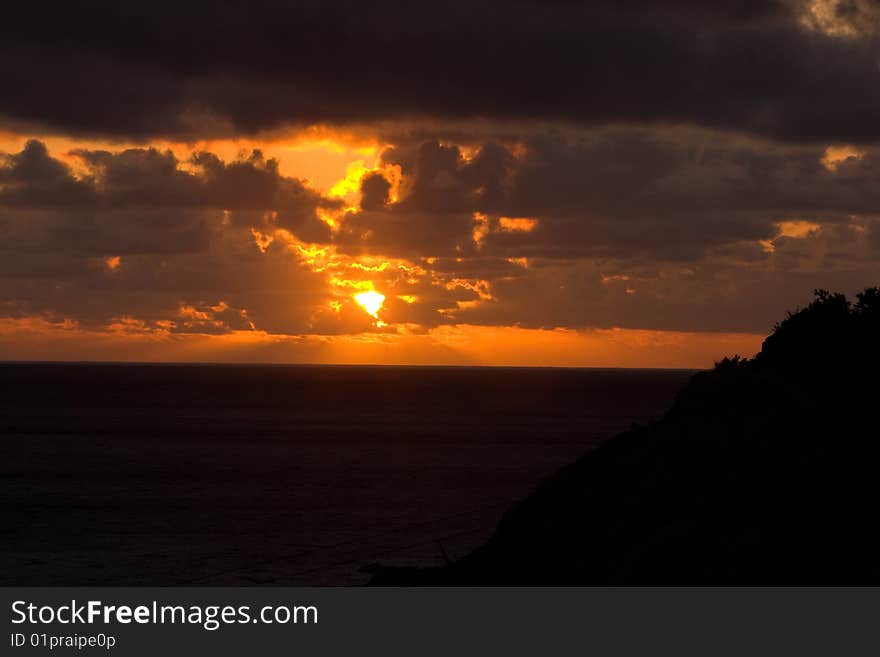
[2,587,876,656]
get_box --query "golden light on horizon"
[0,315,766,370]
[353,290,386,319]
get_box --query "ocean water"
[0,363,693,585]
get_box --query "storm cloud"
[3,1,880,142]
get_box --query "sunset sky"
[2,0,880,367]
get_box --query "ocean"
[0,363,693,585]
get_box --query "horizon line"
[0,358,701,372]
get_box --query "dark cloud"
[336,130,880,264]
[445,247,880,334]
[3,1,880,142]
[0,140,334,240]
[0,140,339,332]
[0,140,96,207]
[359,172,392,212]
[329,128,880,332]
[0,140,68,183]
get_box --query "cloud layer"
[3,1,880,141]
[2,129,879,341]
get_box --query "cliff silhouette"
[370,287,880,584]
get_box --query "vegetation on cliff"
[371,288,880,584]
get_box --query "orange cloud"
[821,145,864,171]
[498,216,538,232]
[759,219,823,253]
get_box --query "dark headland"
[370,288,880,584]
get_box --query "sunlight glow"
[329,160,371,198]
[354,290,386,319]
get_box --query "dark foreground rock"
[370,288,880,584]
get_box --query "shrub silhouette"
[372,287,880,584]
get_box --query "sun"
[353,290,386,319]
